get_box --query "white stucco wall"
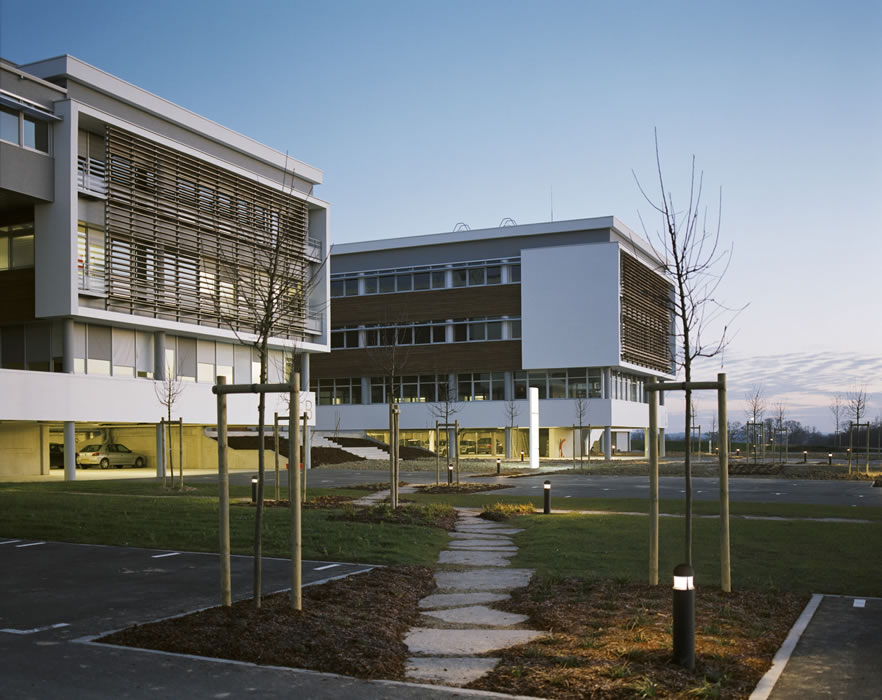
[521,241,620,370]
[0,369,313,425]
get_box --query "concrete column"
[644,428,649,458]
[63,421,76,481]
[529,387,539,469]
[62,318,75,373]
[62,318,77,481]
[604,426,612,460]
[301,353,311,470]
[40,425,51,475]
[154,331,166,380]
[504,426,513,459]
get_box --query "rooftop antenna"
[499,217,516,227]
[453,222,471,231]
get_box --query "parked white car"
[76,443,147,469]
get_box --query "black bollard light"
[828,453,833,465]
[543,480,551,514]
[496,457,501,475]
[672,563,695,670]
[447,463,453,485]
[520,450,524,462]
[803,450,807,463]
[251,476,258,504]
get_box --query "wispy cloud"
[667,350,882,431]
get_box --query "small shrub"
[480,502,535,520]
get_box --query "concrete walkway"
[404,508,545,687]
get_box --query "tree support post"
[290,373,301,610]
[717,373,730,593]
[215,376,231,607]
[648,389,659,586]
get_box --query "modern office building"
[310,217,673,460]
[0,55,329,478]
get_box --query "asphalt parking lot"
[1,539,502,699]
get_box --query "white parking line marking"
[152,552,181,559]
[16,542,45,548]
[1,622,70,635]
[854,599,866,608]
[314,564,340,571]
[0,540,21,545]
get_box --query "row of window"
[0,321,288,386]
[0,106,50,153]
[310,368,645,406]
[0,224,35,271]
[331,261,521,297]
[331,318,521,349]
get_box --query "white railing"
[77,156,107,196]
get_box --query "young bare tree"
[744,386,766,464]
[829,393,845,448]
[634,130,740,566]
[428,375,463,483]
[574,396,588,469]
[154,369,185,489]
[847,384,869,427]
[503,398,520,460]
[215,174,325,609]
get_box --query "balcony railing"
[306,311,323,334]
[77,156,107,196]
[78,262,106,294]
[306,237,322,261]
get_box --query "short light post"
[251,476,258,504]
[736,448,740,457]
[520,450,524,462]
[803,450,807,464]
[447,463,453,485]
[543,480,551,514]
[828,453,833,465]
[496,457,501,475]
[672,563,695,670]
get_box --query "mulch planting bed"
[100,565,435,681]
[468,578,809,699]
[417,483,512,494]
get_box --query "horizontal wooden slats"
[330,284,521,325]
[103,125,310,338]
[311,340,522,378]
[620,252,672,373]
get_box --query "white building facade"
[311,218,673,460]
[0,56,329,477]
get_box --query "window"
[510,263,521,282]
[458,372,505,401]
[77,224,105,292]
[0,107,49,153]
[0,224,35,270]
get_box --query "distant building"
[311,217,673,460]
[0,55,329,478]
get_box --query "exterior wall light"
[672,563,695,670]
[543,479,551,514]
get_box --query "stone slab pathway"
[404,507,545,688]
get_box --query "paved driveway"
[1,539,509,699]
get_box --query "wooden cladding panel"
[311,340,522,378]
[620,252,672,373]
[0,269,35,323]
[331,284,521,325]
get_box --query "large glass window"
[0,108,49,153]
[0,224,35,270]
[458,372,505,401]
[0,107,17,144]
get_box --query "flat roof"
[332,216,659,262]
[18,55,323,186]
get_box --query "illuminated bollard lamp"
[251,476,258,504]
[496,457,501,475]
[672,563,695,670]
[828,453,833,465]
[803,450,808,463]
[543,480,551,514]
[447,463,453,485]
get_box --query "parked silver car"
[76,443,146,469]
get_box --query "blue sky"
[2,0,880,430]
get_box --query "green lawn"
[0,482,448,566]
[510,512,882,596]
[3,478,880,595]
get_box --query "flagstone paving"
[404,507,544,687]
